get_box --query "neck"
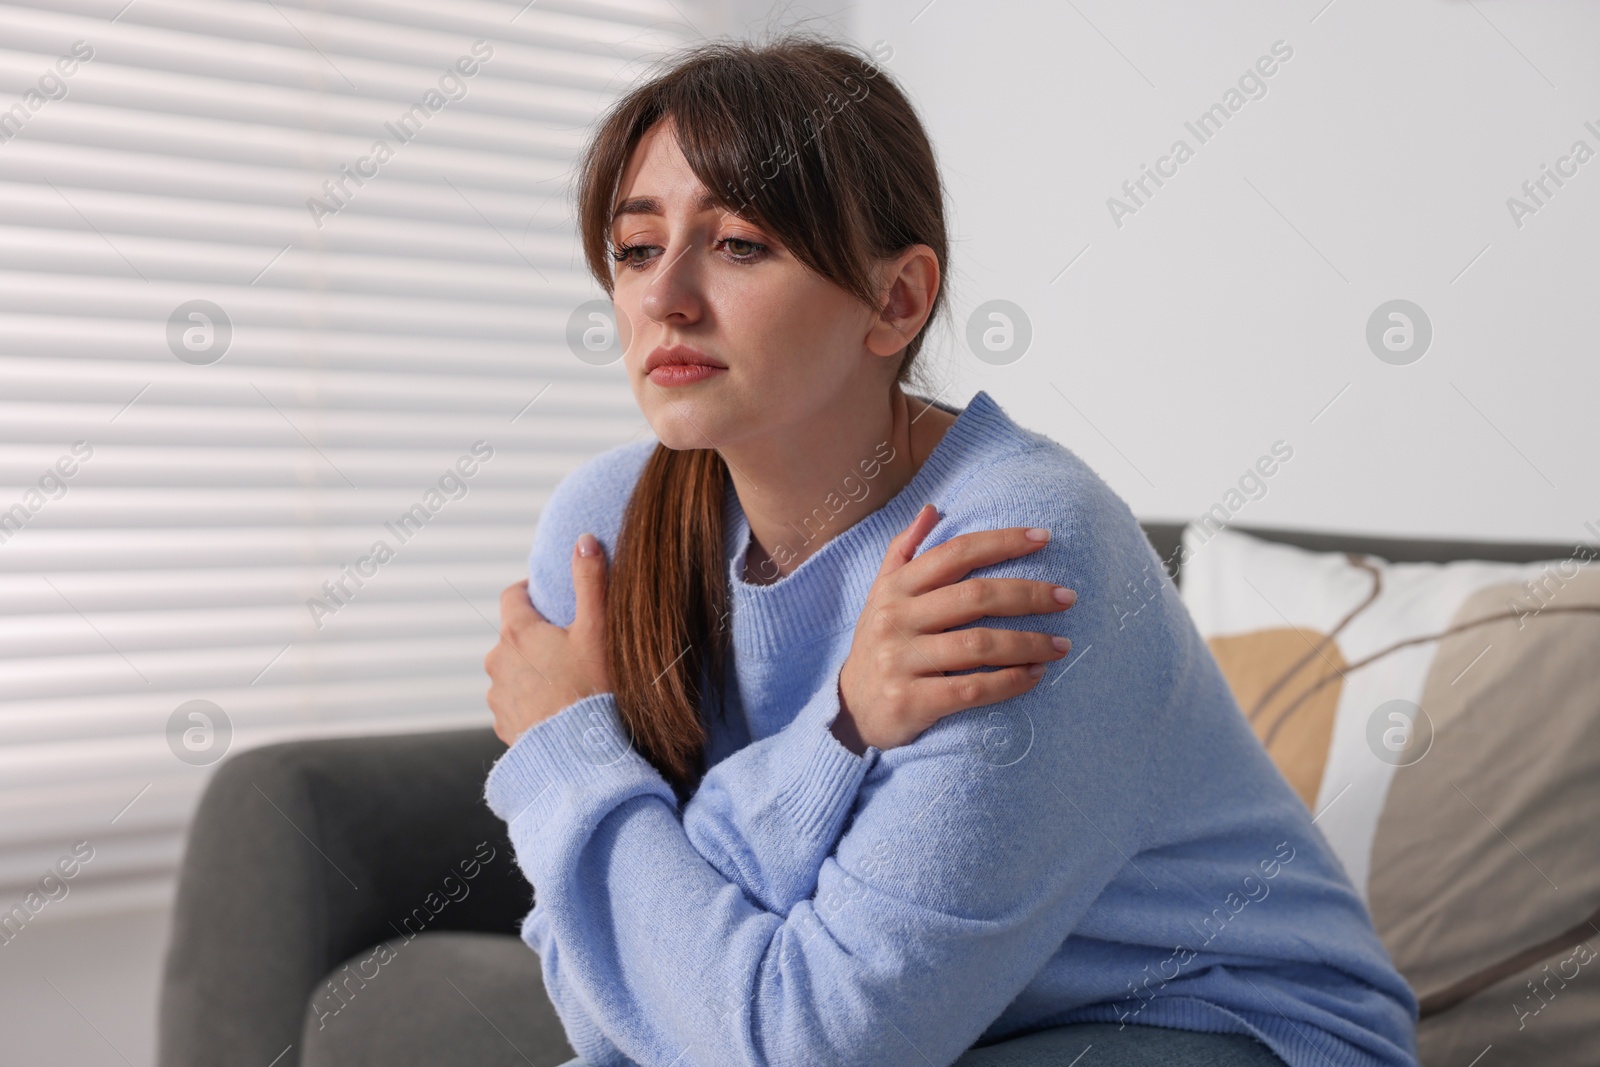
[728,382,955,585]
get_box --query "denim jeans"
[556,1020,1289,1065]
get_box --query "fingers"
[914,626,1071,673]
[910,663,1049,719]
[875,504,942,580]
[500,579,539,627]
[891,526,1052,597]
[571,532,608,638]
[909,577,1076,633]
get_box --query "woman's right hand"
[832,504,1077,756]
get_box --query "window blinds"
[0,0,696,920]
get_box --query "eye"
[610,242,656,270]
[720,236,767,261]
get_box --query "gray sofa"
[156,522,1585,1066]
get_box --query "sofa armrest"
[158,726,528,1067]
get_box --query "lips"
[643,344,727,374]
[644,344,727,387]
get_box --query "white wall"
[806,0,1598,544]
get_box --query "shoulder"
[526,435,658,627]
[868,436,1187,848]
[921,429,1193,694]
[931,434,1165,610]
[537,434,657,541]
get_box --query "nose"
[638,240,705,326]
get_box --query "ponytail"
[606,446,730,798]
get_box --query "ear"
[865,244,940,359]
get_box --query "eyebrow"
[610,190,732,227]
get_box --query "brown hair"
[573,31,951,799]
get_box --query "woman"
[482,32,1418,1067]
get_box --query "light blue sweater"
[484,390,1419,1067]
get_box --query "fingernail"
[1025,527,1051,542]
[577,532,599,557]
[1027,663,1046,678]
[1051,636,1072,653]
[1052,586,1076,605]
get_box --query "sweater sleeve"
[518,679,875,1065]
[484,495,1168,1067]
[518,902,637,1066]
[679,664,880,914]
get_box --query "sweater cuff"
[484,692,665,834]
[771,669,879,844]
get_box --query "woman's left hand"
[486,532,613,746]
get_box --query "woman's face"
[607,117,889,451]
